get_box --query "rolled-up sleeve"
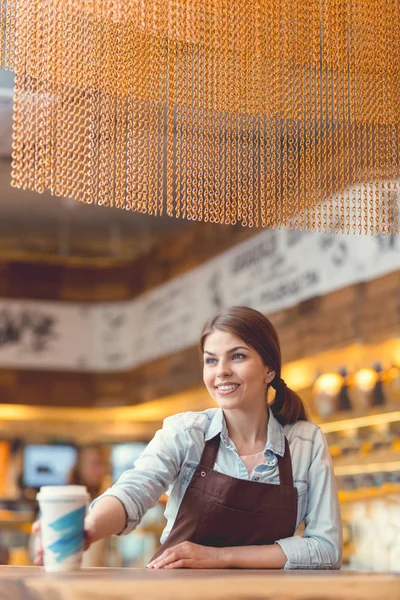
[276,428,342,569]
[90,414,187,535]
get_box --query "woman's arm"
[147,541,287,569]
[86,496,127,542]
[222,543,287,568]
[32,495,128,565]
[89,414,187,537]
[276,428,342,569]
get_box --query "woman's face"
[203,329,275,411]
[79,448,107,488]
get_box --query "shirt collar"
[205,408,230,445]
[204,406,285,457]
[265,407,285,457]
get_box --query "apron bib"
[151,433,298,561]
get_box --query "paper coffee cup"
[37,485,89,572]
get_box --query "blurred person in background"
[68,445,109,501]
[68,445,110,567]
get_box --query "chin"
[214,398,242,410]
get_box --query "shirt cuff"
[275,536,333,570]
[90,488,140,535]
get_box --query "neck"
[223,403,269,448]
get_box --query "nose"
[216,359,232,379]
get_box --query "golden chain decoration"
[226,3,238,226]
[335,0,348,233]
[279,0,289,231]
[213,1,223,225]
[360,0,374,235]
[191,4,202,223]
[347,0,357,234]
[1,0,399,233]
[237,1,249,228]
[8,0,26,191]
[197,1,206,224]
[387,0,399,236]
[257,1,267,229]
[354,1,364,235]
[320,0,330,233]
[296,0,305,233]
[202,0,211,224]
[286,0,300,231]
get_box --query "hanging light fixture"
[313,372,343,418]
[354,367,378,393]
[0,1,399,232]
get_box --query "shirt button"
[254,477,260,481]
[265,451,277,467]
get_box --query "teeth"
[217,384,239,391]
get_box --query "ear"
[264,369,276,385]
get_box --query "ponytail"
[270,378,308,425]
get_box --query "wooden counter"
[0,566,398,600]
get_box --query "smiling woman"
[34,306,342,571]
[200,307,308,427]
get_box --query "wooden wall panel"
[125,277,400,403]
[0,222,255,302]
[0,222,399,406]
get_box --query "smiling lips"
[215,383,240,395]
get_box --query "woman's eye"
[232,353,245,360]
[205,357,217,365]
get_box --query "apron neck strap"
[199,434,221,468]
[277,438,294,486]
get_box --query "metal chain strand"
[1,0,399,233]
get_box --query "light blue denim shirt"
[93,407,342,570]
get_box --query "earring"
[265,372,275,384]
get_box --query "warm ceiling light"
[354,368,379,392]
[314,373,343,397]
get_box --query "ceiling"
[0,68,192,262]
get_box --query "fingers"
[33,535,44,566]
[147,555,169,569]
[147,547,176,569]
[32,520,44,565]
[83,516,97,550]
[83,533,92,552]
[163,559,188,569]
[147,543,192,569]
[83,522,96,552]
[31,520,41,534]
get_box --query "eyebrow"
[204,346,249,356]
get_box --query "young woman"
[67,445,110,567]
[67,445,109,502]
[35,306,342,569]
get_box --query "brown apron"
[151,433,298,561]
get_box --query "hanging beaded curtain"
[0,1,399,233]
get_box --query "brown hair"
[68,445,107,500]
[200,306,308,426]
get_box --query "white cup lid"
[37,485,89,501]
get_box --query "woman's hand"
[147,541,226,569]
[32,517,97,565]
